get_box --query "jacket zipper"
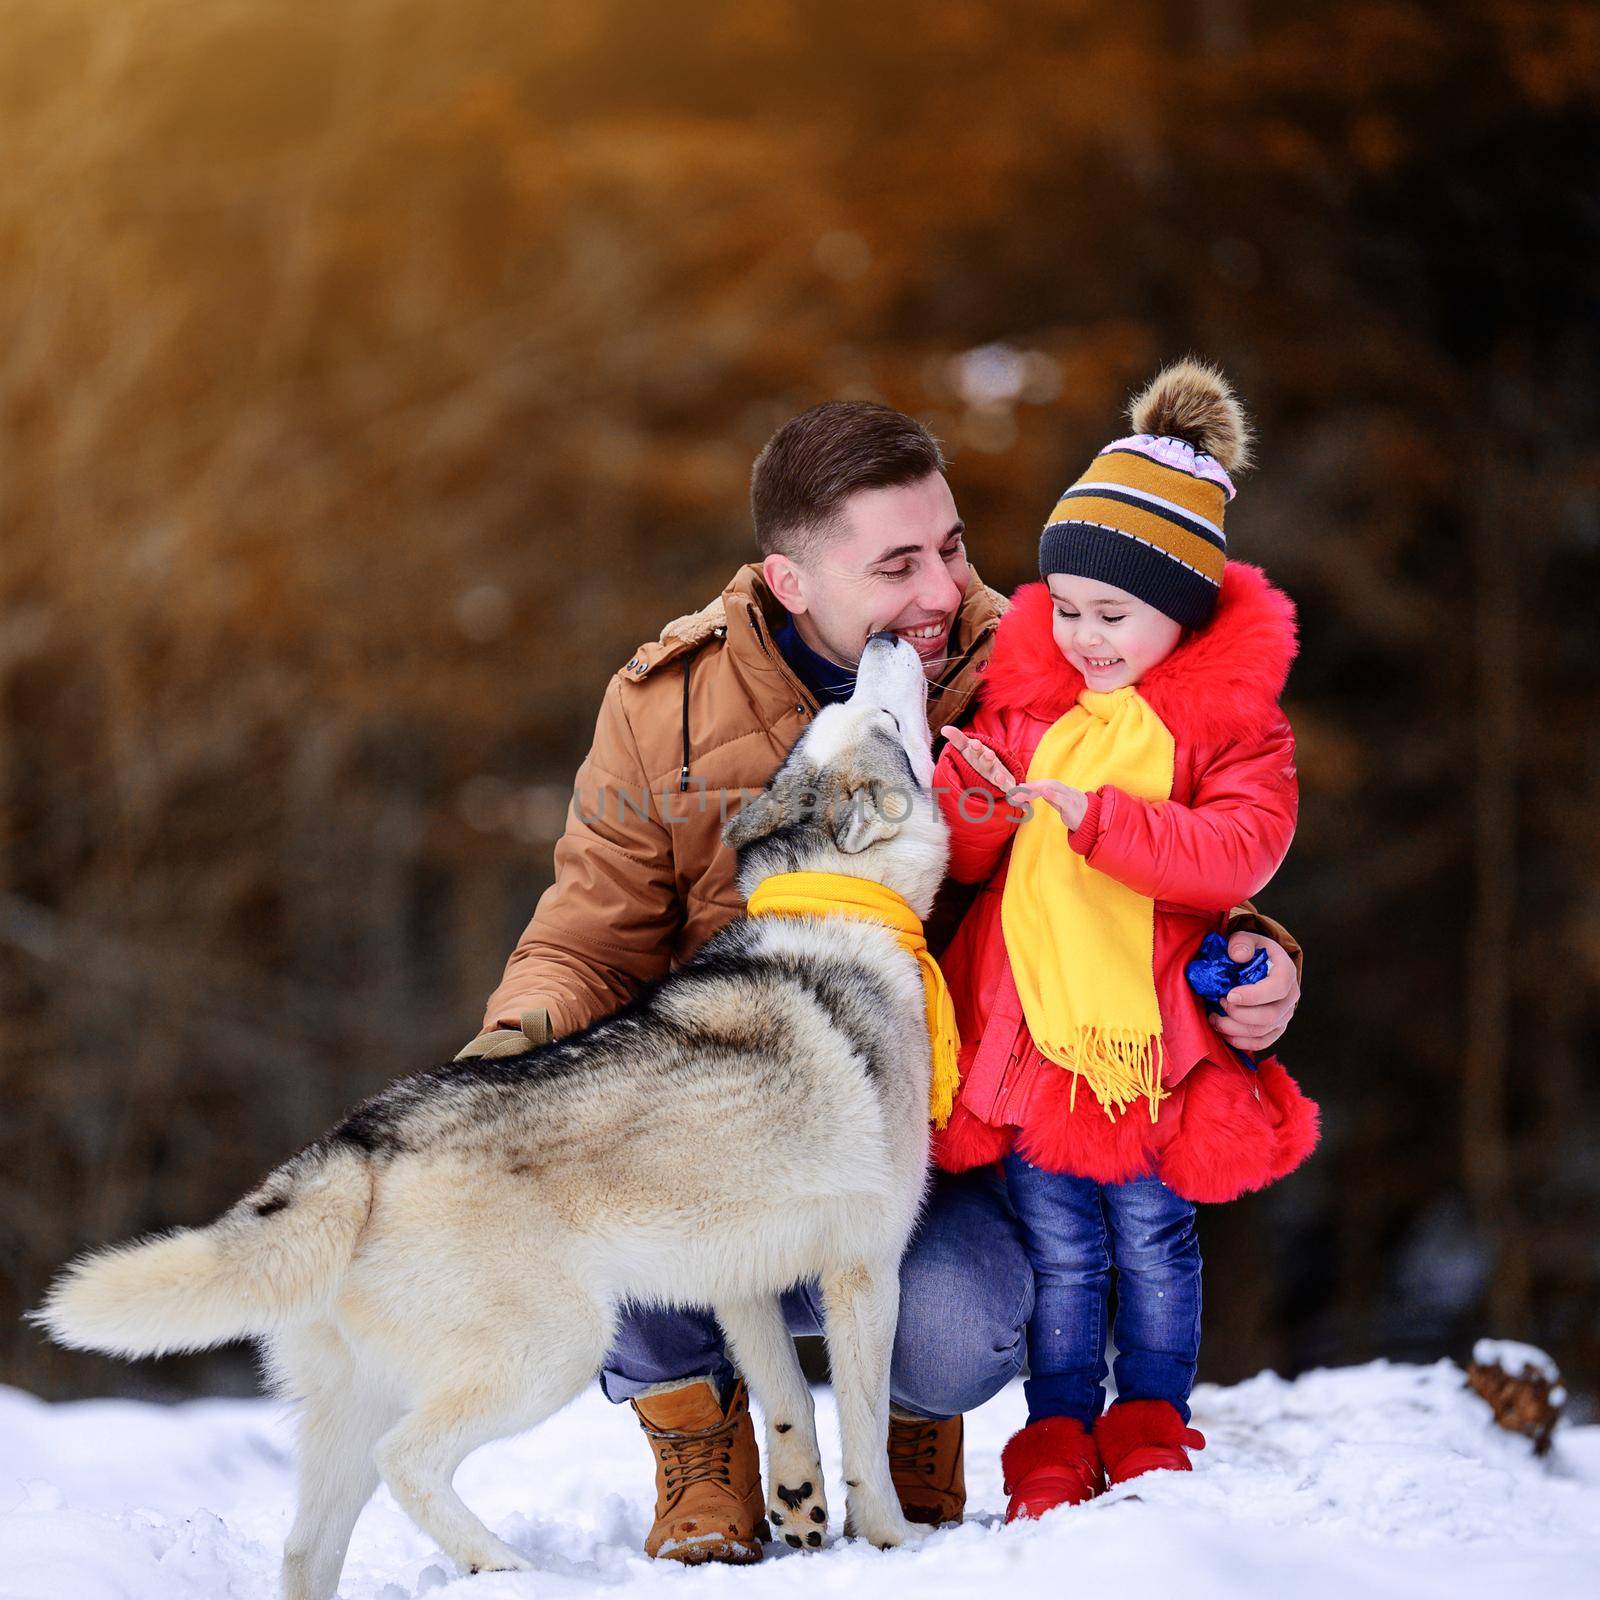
[746,609,819,716]
[929,624,996,725]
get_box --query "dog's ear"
[832,782,909,855]
[723,790,782,851]
[726,772,829,851]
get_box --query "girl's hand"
[1011,779,1090,830]
[939,725,1019,793]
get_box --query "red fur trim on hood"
[979,563,1298,749]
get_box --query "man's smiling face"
[762,471,970,681]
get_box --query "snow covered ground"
[2,1360,1597,1600]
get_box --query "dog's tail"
[30,1143,372,1358]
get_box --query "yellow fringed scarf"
[1001,687,1176,1121]
[745,871,961,1128]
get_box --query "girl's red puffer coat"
[931,563,1319,1203]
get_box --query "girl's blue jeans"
[1003,1151,1202,1427]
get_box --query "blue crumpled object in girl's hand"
[1185,931,1269,1071]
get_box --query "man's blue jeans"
[599,1168,1035,1420]
[1002,1153,1202,1427]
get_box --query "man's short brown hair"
[751,401,947,560]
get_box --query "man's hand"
[454,1008,554,1061]
[1211,934,1299,1053]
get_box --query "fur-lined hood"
[978,562,1298,750]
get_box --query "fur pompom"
[1128,359,1253,474]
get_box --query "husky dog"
[35,633,948,1600]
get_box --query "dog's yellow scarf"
[1002,687,1176,1121]
[745,872,961,1128]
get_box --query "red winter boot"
[1000,1416,1105,1522]
[1094,1400,1206,1485]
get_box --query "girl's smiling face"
[1047,575,1184,690]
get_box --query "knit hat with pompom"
[1038,359,1253,627]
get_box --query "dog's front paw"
[843,1502,924,1550]
[464,1549,535,1574]
[768,1474,829,1549]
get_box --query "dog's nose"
[864,632,919,662]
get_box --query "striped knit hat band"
[1039,361,1253,630]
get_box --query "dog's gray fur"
[34,634,947,1600]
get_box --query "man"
[458,403,1301,1561]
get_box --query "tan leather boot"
[888,1409,966,1525]
[631,1377,768,1563]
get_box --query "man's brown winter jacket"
[480,563,1004,1036]
[479,562,1296,1039]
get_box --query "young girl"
[931,360,1318,1519]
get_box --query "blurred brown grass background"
[2,0,1597,1401]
